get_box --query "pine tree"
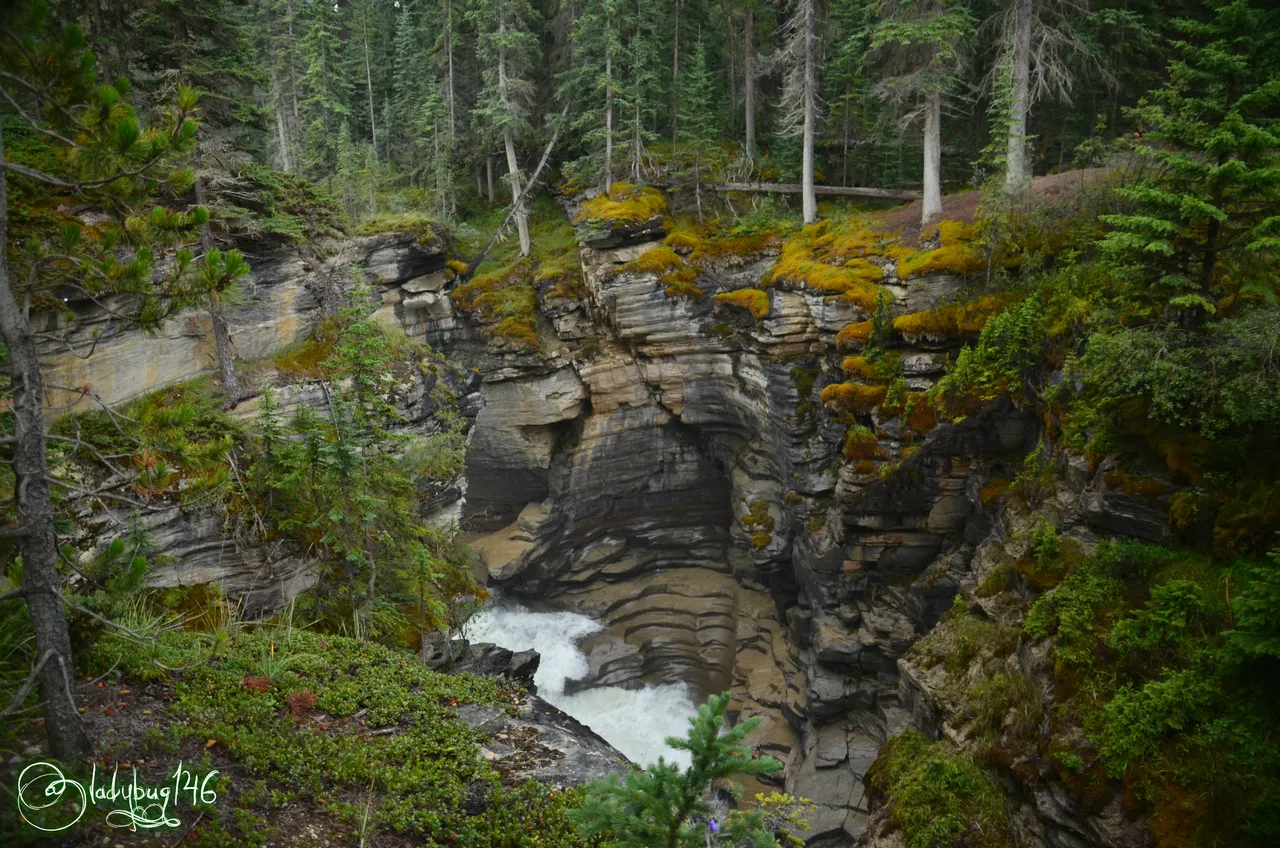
[868,0,974,223]
[299,0,352,181]
[677,34,723,221]
[0,6,232,761]
[564,0,625,192]
[1098,0,1280,317]
[621,0,662,181]
[572,692,786,848]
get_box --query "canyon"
[46,197,1168,848]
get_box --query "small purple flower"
[708,818,720,834]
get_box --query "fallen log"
[708,181,920,201]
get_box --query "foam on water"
[465,602,698,767]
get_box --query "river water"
[465,601,698,767]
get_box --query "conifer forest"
[1,0,1279,846]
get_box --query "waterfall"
[465,601,698,767]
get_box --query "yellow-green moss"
[742,499,776,550]
[843,425,881,461]
[451,263,540,351]
[820,382,888,414]
[835,320,874,348]
[892,294,1010,338]
[896,220,985,280]
[715,288,771,320]
[765,237,884,309]
[1103,471,1173,499]
[573,182,667,226]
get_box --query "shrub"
[865,730,1011,848]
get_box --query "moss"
[785,491,805,505]
[451,263,541,352]
[892,294,1011,339]
[903,393,938,435]
[843,424,881,461]
[272,317,345,380]
[977,563,1016,598]
[622,245,685,277]
[865,730,1012,848]
[742,500,776,549]
[1015,527,1086,592]
[1104,471,1173,499]
[820,382,888,414]
[979,478,1012,506]
[791,366,819,425]
[81,628,593,846]
[445,259,469,275]
[840,355,882,381]
[835,320,874,348]
[573,182,667,226]
[715,288,771,320]
[353,212,440,245]
[764,234,885,309]
[896,220,985,280]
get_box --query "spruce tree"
[1098,0,1280,317]
[572,692,785,848]
[677,34,723,221]
[299,0,352,182]
[564,0,625,192]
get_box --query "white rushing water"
[465,602,698,767]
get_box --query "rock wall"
[422,209,1044,846]
[54,230,472,615]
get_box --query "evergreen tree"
[868,0,974,223]
[620,0,662,181]
[0,5,233,761]
[299,0,352,181]
[677,34,723,221]
[572,692,787,848]
[1098,0,1280,317]
[564,0,625,191]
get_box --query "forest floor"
[872,168,1113,242]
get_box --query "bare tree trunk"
[497,20,531,256]
[486,156,495,202]
[445,0,457,145]
[633,101,643,181]
[286,0,300,127]
[841,80,850,186]
[1004,0,1033,192]
[695,148,703,223]
[276,101,292,173]
[922,90,942,224]
[0,128,90,763]
[362,17,379,161]
[604,45,614,192]
[671,0,681,147]
[745,6,756,163]
[801,0,817,224]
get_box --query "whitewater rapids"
[464,602,698,767]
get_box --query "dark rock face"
[418,224,1044,845]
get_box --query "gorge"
[39,178,1170,848]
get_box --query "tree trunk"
[193,151,241,404]
[362,19,379,161]
[497,21,531,256]
[276,102,292,173]
[801,0,817,224]
[0,127,90,763]
[286,0,300,127]
[745,7,756,162]
[671,0,681,147]
[445,0,457,145]
[1004,0,1033,192]
[922,90,942,224]
[486,156,495,203]
[604,46,614,193]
